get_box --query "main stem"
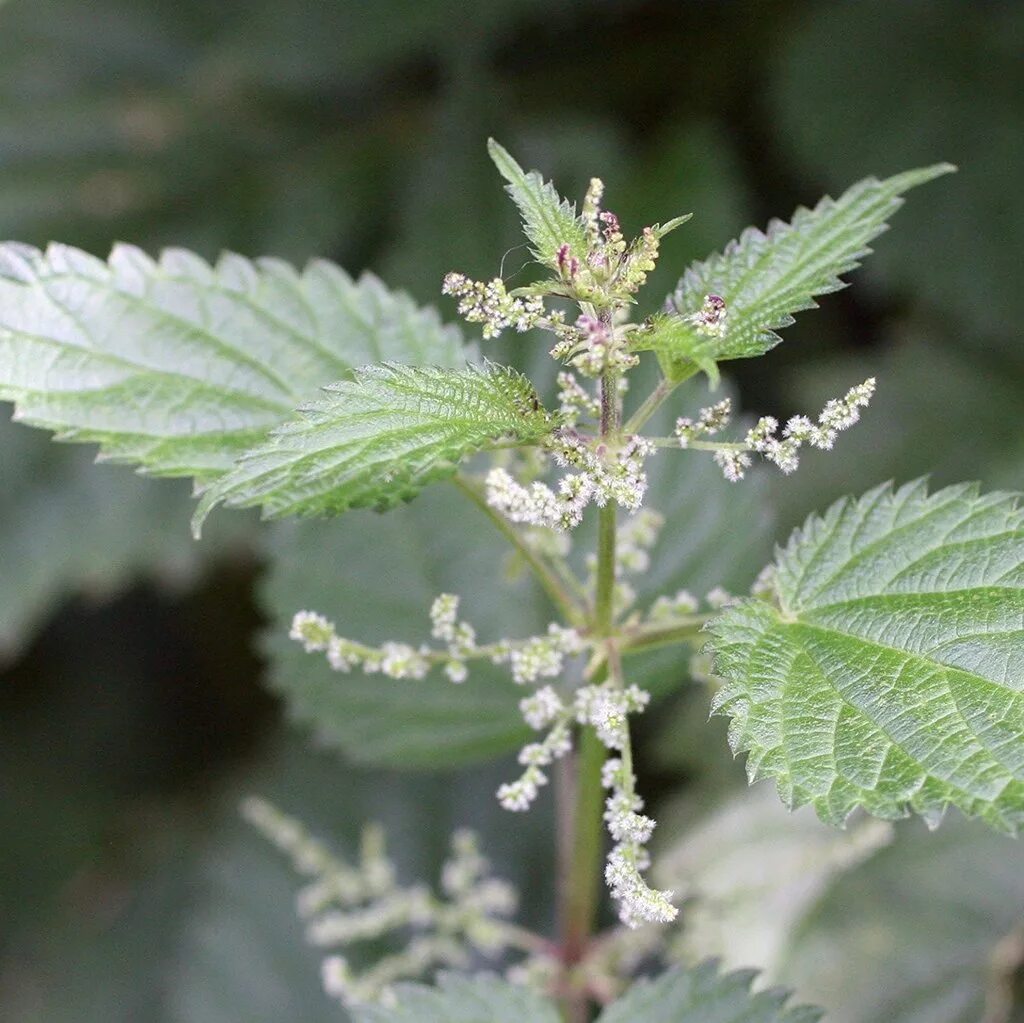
[558,368,621,1023]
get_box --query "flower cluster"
[486,433,655,532]
[674,397,732,448]
[578,686,677,927]
[291,598,582,689]
[549,313,639,377]
[675,379,876,482]
[243,799,521,1008]
[544,177,666,310]
[291,610,430,679]
[497,685,575,813]
[500,671,675,928]
[442,272,546,339]
[686,293,728,338]
[556,370,601,427]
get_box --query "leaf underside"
[193,362,555,532]
[657,163,954,381]
[0,242,464,482]
[708,479,1024,832]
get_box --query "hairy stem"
[453,473,586,627]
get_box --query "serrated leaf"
[194,362,555,531]
[597,961,821,1023]
[0,242,463,483]
[487,138,591,269]
[629,314,721,386]
[708,479,1024,831]
[354,972,561,1023]
[661,164,954,379]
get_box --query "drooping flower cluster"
[497,685,572,812]
[243,798,523,1009]
[290,596,583,689]
[441,272,547,339]
[674,378,876,482]
[486,432,656,532]
[578,685,676,928]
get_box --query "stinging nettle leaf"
[0,242,464,483]
[194,362,556,533]
[708,479,1024,833]
[596,961,822,1023]
[661,163,955,381]
[487,138,591,269]
[352,971,562,1023]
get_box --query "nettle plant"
[1,139,1021,1022]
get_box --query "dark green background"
[1,2,1021,1020]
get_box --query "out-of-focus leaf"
[596,961,822,1023]
[354,972,561,1023]
[710,480,1024,831]
[657,786,892,977]
[0,0,385,260]
[772,0,1024,338]
[0,806,202,1023]
[782,815,1024,1023]
[658,787,1024,1023]
[195,363,556,530]
[0,416,254,659]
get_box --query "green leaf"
[708,479,1024,831]
[597,962,821,1023]
[194,362,555,532]
[487,138,591,269]
[661,164,954,380]
[0,242,464,483]
[629,314,721,387]
[353,972,561,1023]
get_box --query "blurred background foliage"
[0,1,1021,1020]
